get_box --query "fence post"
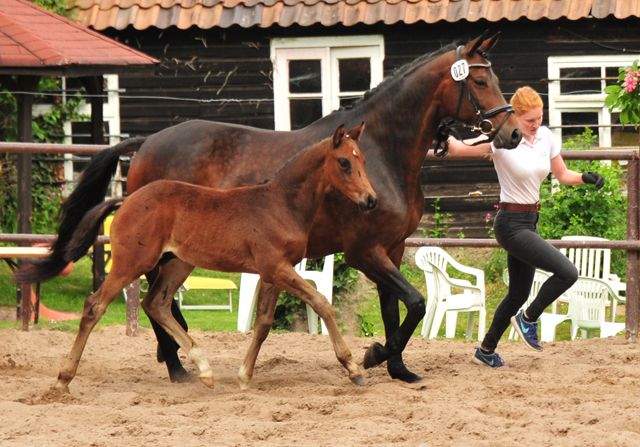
[125,279,140,337]
[16,76,39,331]
[626,155,640,342]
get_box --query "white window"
[548,55,639,148]
[33,75,124,196]
[271,36,385,131]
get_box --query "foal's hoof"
[52,383,70,394]
[53,381,70,394]
[199,375,215,389]
[350,375,366,386]
[363,342,386,369]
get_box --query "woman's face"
[516,106,543,141]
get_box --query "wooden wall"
[103,17,640,238]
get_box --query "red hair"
[510,86,543,116]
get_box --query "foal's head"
[326,123,377,211]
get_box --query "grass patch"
[0,248,623,342]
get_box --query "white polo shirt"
[490,126,560,204]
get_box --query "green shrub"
[272,253,360,330]
[538,128,627,280]
[0,76,86,235]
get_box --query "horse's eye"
[474,79,487,88]
[338,158,351,170]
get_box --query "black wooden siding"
[103,17,640,238]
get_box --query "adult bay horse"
[19,33,521,384]
[46,123,375,392]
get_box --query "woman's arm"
[446,136,492,157]
[550,154,586,185]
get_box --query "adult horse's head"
[326,122,378,211]
[437,32,522,150]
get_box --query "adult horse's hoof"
[169,367,199,384]
[363,342,386,369]
[199,375,215,389]
[389,365,423,383]
[350,375,366,386]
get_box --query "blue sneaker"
[472,346,506,368]
[511,310,544,351]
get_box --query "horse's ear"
[464,31,488,57]
[346,121,365,142]
[333,124,347,148]
[482,32,500,54]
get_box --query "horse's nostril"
[512,128,522,144]
[367,194,378,210]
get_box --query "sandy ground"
[1,325,639,447]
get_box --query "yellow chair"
[176,276,236,311]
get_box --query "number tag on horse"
[451,60,469,81]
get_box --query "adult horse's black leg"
[374,244,423,382]
[356,246,425,382]
[145,265,195,383]
[378,286,423,383]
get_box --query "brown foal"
[52,123,376,392]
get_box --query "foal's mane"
[340,43,458,111]
[258,137,330,185]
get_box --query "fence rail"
[1,141,638,341]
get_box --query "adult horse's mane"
[340,43,458,111]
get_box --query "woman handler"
[446,86,604,367]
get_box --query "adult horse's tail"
[14,137,145,283]
[64,198,123,265]
[16,198,123,283]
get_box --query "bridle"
[434,46,515,157]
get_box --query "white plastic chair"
[558,235,625,320]
[415,247,485,339]
[503,268,572,342]
[426,261,485,340]
[236,255,334,335]
[566,277,625,340]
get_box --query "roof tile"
[0,0,157,67]
[68,0,640,30]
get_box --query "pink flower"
[485,213,491,223]
[493,204,499,210]
[623,68,639,93]
[61,183,66,189]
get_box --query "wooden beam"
[627,154,640,342]
[15,75,40,330]
[80,76,107,294]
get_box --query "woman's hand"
[582,172,605,190]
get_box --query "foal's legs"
[271,264,364,386]
[237,282,281,390]
[141,259,215,388]
[55,273,137,392]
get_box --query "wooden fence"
[1,142,639,341]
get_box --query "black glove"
[582,172,604,190]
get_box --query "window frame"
[548,55,639,148]
[271,35,385,131]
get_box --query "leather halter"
[433,46,515,157]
